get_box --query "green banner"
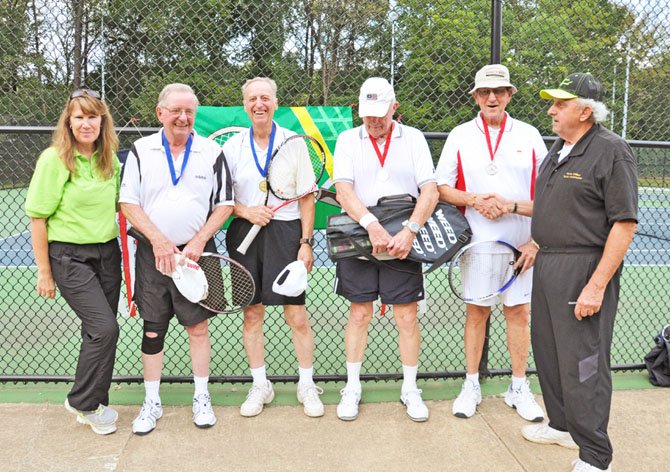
[194,106,352,229]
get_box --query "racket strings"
[198,255,255,313]
[267,136,326,200]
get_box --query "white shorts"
[461,252,533,308]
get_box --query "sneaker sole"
[521,430,579,450]
[337,413,358,421]
[194,419,217,429]
[303,407,325,418]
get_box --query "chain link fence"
[1,0,669,383]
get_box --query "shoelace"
[302,386,324,402]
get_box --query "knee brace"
[141,320,169,355]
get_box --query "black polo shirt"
[532,123,637,248]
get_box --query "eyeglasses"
[161,107,196,117]
[475,87,510,97]
[70,88,101,100]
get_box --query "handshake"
[471,193,518,220]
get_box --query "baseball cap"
[540,73,604,101]
[272,260,308,297]
[470,64,517,94]
[358,77,395,118]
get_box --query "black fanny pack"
[326,194,471,273]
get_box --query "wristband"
[530,239,540,250]
[359,213,378,230]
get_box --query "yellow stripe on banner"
[291,106,334,180]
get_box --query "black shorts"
[226,218,305,306]
[335,258,424,304]
[134,238,217,326]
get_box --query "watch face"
[409,222,420,233]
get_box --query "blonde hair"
[52,94,118,179]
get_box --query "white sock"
[512,375,526,390]
[194,375,209,397]
[466,372,480,386]
[251,365,267,386]
[345,361,362,392]
[298,366,314,386]
[144,380,161,403]
[401,364,418,393]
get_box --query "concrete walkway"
[1,388,668,471]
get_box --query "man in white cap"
[435,64,547,421]
[332,77,439,422]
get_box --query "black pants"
[531,249,620,470]
[49,239,121,411]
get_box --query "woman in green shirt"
[25,89,122,435]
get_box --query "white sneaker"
[400,389,429,422]
[64,399,117,435]
[336,388,361,421]
[452,379,481,418]
[240,380,275,417]
[297,383,325,417]
[572,459,612,471]
[132,399,163,435]
[521,423,579,449]
[503,381,545,422]
[192,393,217,428]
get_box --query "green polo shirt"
[25,146,120,244]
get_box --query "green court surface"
[0,371,656,407]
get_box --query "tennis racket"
[236,134,327,254]
[448,240,521,303]
[127,227,255,314]
[208,126,246,146]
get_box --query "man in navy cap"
[522,73,638,472]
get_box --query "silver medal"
[486,162,498,175]
[377,169,390,182]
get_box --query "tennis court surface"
[1,374,668,472]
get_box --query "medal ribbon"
[250,122,276,177]
[369,122,394,168]
[481,112,507,163]
[162,130,193,186]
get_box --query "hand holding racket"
[236,134,327,254]
[448,240,521,302]
[128,227,255,314]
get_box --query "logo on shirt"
[563,172,582,180]
[194,175,207,180]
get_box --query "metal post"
[479,0,503,378]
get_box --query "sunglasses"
[70,88,101,100]
[475,87,510,97]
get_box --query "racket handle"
[236,224,262,255]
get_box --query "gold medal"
[259,180,268,193]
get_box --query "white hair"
[242,77,278,99]
[577,98,609,123]
[157,83,199,107]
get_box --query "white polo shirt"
[119,129,234,245]
[222,125,300,221]
[435,113,547,247]
[333,122,436,207]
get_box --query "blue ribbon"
[250,122,276,178]
[162,130,193,186]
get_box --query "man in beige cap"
[435,64,547,421]
[332,77,438,422]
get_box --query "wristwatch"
[299,237,314,247]
[402,220,421,234]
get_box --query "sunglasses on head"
[70,88,101,100]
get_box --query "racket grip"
[236,224,262,255]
